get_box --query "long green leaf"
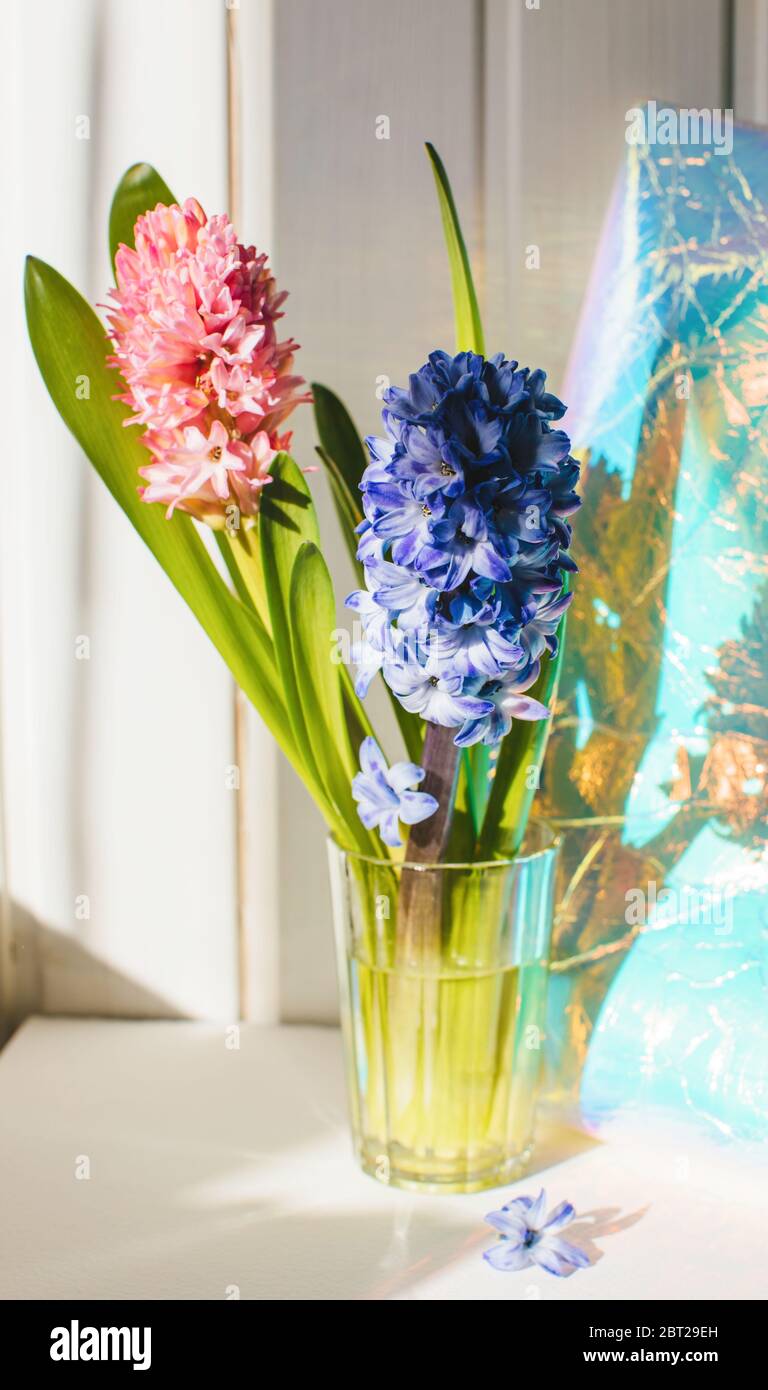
[425,142,485,356]
[315,444,362,574]
[312,382,368,499]
[313,386,424,763]
[312,382,365,576]
[109,163,176,269]
[425,142,490,825]
[477,609,568,859]
[24,256,302,776]
[290,544,379,854]
[259,454,336,817]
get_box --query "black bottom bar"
[0,1297,761,1374]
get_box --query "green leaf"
[290,543,378,853]
[24,255,301,776]
[312,382,368,500]
[259,454,336,815]
[312,382,365,576]
[313,386,424,764]
[315,444,362,574]
[109,163,176,269]
[477,604,568,859]
[445,759,480,862]
[425,142,485,356]
[426,142,490,826]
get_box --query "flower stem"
[398,723,461,963]
[405,722,461,863]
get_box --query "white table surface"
[0,1017,764,1301]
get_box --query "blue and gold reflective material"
[541,110,768,1138]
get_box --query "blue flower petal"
[484,1209,528,1240]
[530,1234,590,1276]
[359,737,388,780]
[397,790,438,826]
[379,810,403,847]
[483,1243,532,1272]
[544,1234,591,1269]
[541,1200,575,1233]
[525,1189,548,1229]
[528,1244,572,1277]
[386,761,424,794]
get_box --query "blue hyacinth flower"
[483,1189,590,1276]
[344,349,580,746]
[351,737,438,848]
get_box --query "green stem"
[219,522,270,628]
[477,588,569,859]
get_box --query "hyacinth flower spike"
[346,347,579,867]
[25,164,378,859]
[105,195,310,526]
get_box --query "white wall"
[2,0,254,1023]
[4,0,757,1030]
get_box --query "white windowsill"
[0,1017,762,1301]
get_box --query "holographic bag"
[541,110,768,1139]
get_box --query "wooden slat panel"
[485,0,729,392]
[229,0,282,1023]
[273,0,485,1020]
[734,0,768,120]
[4,0,241,1025]
[272,0,728,1021]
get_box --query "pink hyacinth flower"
[105,198,310,526]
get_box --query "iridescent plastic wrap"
[540,112,768,1138]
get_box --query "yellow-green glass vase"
[328,824,559,1194]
